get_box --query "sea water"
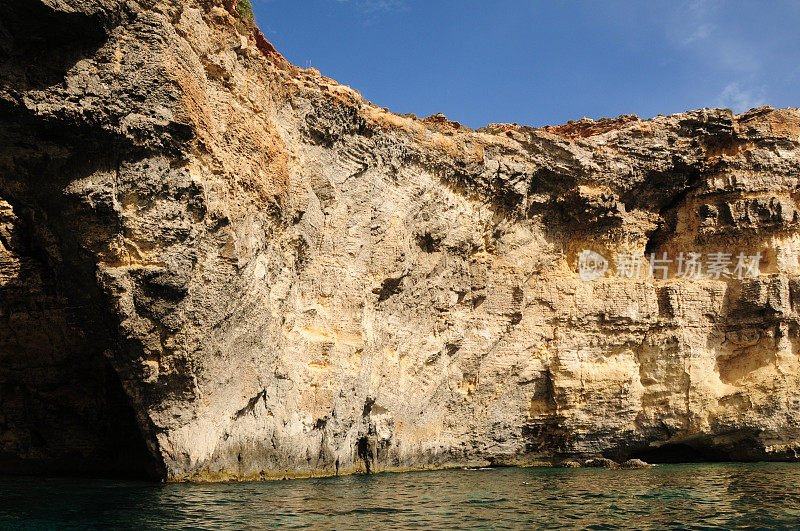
[1,463,799,529]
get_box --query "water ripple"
[1,463,800,529]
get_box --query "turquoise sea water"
[1,463,799,529]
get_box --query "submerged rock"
[1,0,800,482]
[584,458,619,469]
[618,459,653,470]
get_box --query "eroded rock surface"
[1,0,799,480]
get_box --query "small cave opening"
[356,436,374,474]
[627,443,731,464]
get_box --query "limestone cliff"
[1,0,800,481]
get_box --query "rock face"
[1,0,800,481]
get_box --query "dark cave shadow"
[0,194,162,480]
[0,0,109,92]
[0,0,165,477]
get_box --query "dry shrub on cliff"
[235,0,255,30]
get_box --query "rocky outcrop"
[1,0,799,481]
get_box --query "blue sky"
[251,1,800,129]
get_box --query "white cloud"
[681,22,714,46]
[716,82,767,113]
[670,0,758,72]
[335,0,404,13]
[673,0,717,47]
[334,0,404,25]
